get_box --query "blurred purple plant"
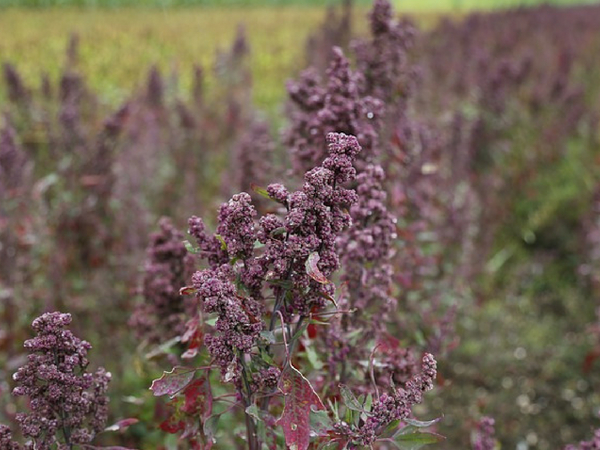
[130,217,196,346]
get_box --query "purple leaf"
[150,366,195,398]
[104,418,139,432]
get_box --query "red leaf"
[182,318,204,359]
[583,348,600,373]
[181,376,212,418]
[276,363,325,450]
[150,367,195,398]
[159,415,186,434]
[306,252,329,284]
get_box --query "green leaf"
[305,345,324,370]
[363,393,373,412]
[183,240,200,254]
[309,405,333,436]
[260,330,277,344]
[215,234,227,251]
[267,279,294,289]
[270,227,287,237]
[251,183,272,200]
[380,419,402,438]
[245,404,263,422]
[393,431,445,449]
[403,417,442,428]
[339,384,363,412]
[203,414,220,438]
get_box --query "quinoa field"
[1,0,600,449]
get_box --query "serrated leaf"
[393,431,445,449]
[277,363,325,450]
[339,384,363,412]
[150,367,195,398]
[305,252,329,284]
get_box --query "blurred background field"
[2,0,600,448]
[0,0,597,110]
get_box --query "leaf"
[245,404,263,422]
[181,318,204,359]
[215,234,227,251]
[203,414,220,438]
[306,345,324,370]
[309,406,333,437]
[184,240,200,254]
[260,330,277,344]
[160,414,185,434]
[276,363,326,450]
[181,376,212,418]
[270,227,287,237]
[180,286,197,296]
[251,183,272,200]
[305,252,329,284]
[339,384,363,412]
[393,431,445,449]
[150,367,195,398]
[380,419,402,438]
[104,418,139,432]
[403,417,442,428]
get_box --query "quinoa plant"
[150,133,439,449]
[2,312,111,449]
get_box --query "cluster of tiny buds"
[10,312,111,448]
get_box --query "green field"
[1,0,598,111]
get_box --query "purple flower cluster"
[192,265,264,383]
[189,132,361,381]
[130,217,196,344]
[472,416,496,450]
[334,353,437,446]
[11,312,111,449]
[338,164,396,317]
[0,425,21,450]
[353,0,416,105]
[286,47,382,176]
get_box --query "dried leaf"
[306,252,329,284]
